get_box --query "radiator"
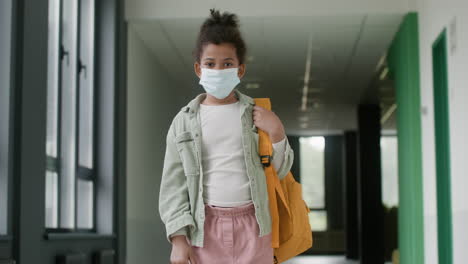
[56,253,86,264]
[93,249,115,264]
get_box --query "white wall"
[416,0,468,263]
[126,25,196,263]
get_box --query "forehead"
[201,43,237,60]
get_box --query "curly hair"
[192,8,247,65]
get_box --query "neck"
[201,91,238,105]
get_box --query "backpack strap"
[253,98,292,247]
[252,98,273,166]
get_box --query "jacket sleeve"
[169,226,189,244]
[271,135,294,180]
[159,121,195,244]
[271,136,286,172]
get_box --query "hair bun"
[193,8,247,64]
[205,8,239,28]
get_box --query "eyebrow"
[203,57,234,61]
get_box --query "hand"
[252,105,286,143]
[170,235,197,264]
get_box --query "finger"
[254,105,264,111]
[189,255,196,264]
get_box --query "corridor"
[1,0,467,263]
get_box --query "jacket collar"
[181,88,255,114]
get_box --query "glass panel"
[45,171,59,228]
[0,0,13,236]
[46,0,60,158]
[77,179,93,229]
[381,136,399,207]
[300,136,325,209]
[78,0,95,169]
[308,211,328,231]
[59,0,78,228]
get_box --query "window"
[0,0,13,236]
[46,0,96,231]
[381,136,399,208]
[300,136,327,231]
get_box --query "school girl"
[159,8,294,264]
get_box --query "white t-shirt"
[199,100,286,207]
[170,100,287,240]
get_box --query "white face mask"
[199,67,241,99]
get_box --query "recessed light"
[246,83,260,89]
[298,106,313,112]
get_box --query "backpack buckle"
[261,155,271,167]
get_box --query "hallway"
[1,0,468,263]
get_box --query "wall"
[387,13,424,264]
[126,25,196,263]
[415,0,468,263]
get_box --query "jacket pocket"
[175,131,200,176]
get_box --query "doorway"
[432,28,453,264]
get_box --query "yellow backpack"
[254,98,313,264]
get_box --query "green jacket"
[158,88,294,247]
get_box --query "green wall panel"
[387,12,425,264]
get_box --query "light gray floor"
[283,256,358,264]
[283,256,393,264]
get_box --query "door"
[432,28,453,264]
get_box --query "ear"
[238,63,246,79]
[194,62,201,78]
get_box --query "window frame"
[45,0,98,234]
[0,1,16,261]
[7,0,124,261]
[0,0,14,241]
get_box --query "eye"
[224,63,233,67]
[205,62,215,67]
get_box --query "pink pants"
[190,201,273,264]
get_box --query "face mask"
[199,67,241,99]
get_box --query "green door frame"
[432,28,453,264]
[387,12,425,264]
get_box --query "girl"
[159,8,294,264]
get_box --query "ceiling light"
[309,88,322,93]
[300,33,314,112]
[375,52,387,72]
[298,106,313,112]
[246,83,260,89]
[380,103,397,125]
[300,123,309,128]
[379,67,389,81]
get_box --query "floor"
[283,256,393,264]
[283,256,358,264]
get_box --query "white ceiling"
[130,13,403,135]
[125,0,415,20]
